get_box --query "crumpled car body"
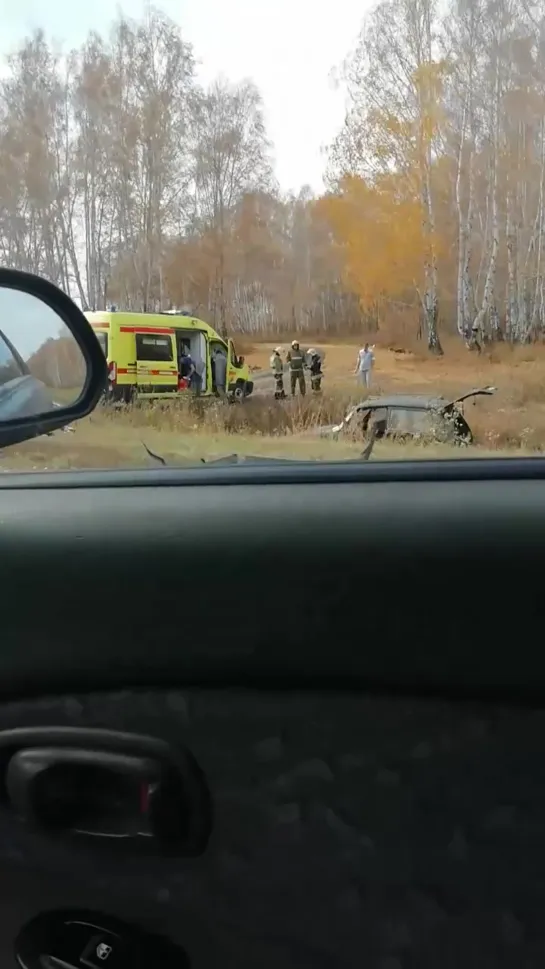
[326,387,497,445]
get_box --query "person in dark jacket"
[286,340,306,396]
[179,346,193,379]
[213,347,227,396]
[307,348,323,393]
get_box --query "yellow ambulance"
[85,310,253,403]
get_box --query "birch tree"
[330,0,445,351]
[188,77,273,334]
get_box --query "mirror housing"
[0,269,107,449]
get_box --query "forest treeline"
[1,0,544,352]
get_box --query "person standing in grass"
[270,346,286,399]
[307,348,323,393]
[286,340,306,397]
[355,343,375,390]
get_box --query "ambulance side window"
[135,334,174,362]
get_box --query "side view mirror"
[0,268,107,448]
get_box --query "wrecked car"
[327,386,496,446]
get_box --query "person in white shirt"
[355,343,375,389]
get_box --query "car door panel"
[0,464,542,966]
[0,690,544,968]
[0,472,542,699]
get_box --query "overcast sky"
[0,0,369,193]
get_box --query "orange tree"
[318,172,441,330]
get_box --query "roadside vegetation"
[4,338,545,471]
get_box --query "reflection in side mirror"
[0,271,106,451]
[239,355,245,366]
[0,288,87,425]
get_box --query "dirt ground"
[2,337,544,471]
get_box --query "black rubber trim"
[0,455,545,489]
[0,269,107,448]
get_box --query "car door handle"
[0,726,212,857]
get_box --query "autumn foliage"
[319,176,429,308]
[0,0,544,352]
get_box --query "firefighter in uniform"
[307,348,323,393]
[286,340,306,396]
[270,346,286,399]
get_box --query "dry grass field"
[3,336,545,471]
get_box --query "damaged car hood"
[328,385,496,435]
